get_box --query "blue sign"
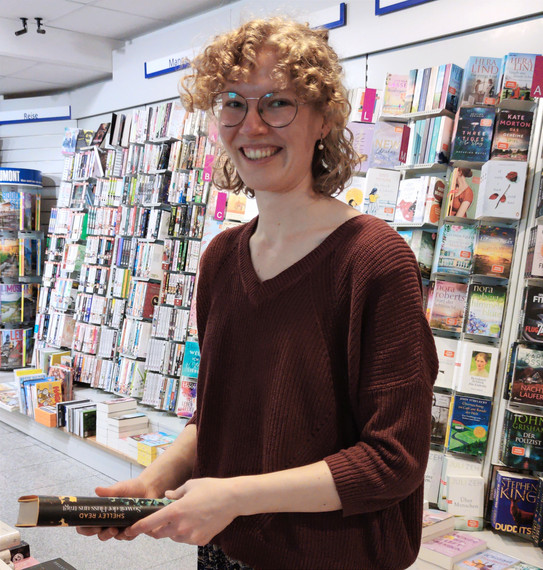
[0,168,42,187]
[375,0,435,15]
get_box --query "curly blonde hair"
[179,17,358,197]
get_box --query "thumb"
[165,486,185,500]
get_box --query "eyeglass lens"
[212,92,298,127]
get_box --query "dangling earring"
[318,138,324,151]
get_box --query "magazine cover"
[0,190,20,231]
[0,284,22,324]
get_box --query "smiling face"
[218,51,328,195]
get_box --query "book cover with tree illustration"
[445,394,492,457]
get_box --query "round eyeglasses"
[211,91,301,128]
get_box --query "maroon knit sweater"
[189,214,438,570]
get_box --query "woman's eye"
[269,99,293,108]
[224,100,244,109]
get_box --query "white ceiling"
[0,0,237,99]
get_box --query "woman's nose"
[238,103,269,135]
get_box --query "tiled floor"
[0,419,196,570]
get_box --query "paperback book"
[381,73,409,116]
[444,167,480,219]
[431,222,477,276]
[490,470,539,536]
[432,391,453,448]
[347,121,374,174]
[472,225,516,278]
[453,341,499,398]
[393,178,426,224]
[426,280,468,333]
[525,225,543,278]
[423,176,446,226]
[499,409,543,471]
[463,283,507,339]
[424,450,444,506]
[450,107,495,163]
[446,473,485,530]
[433,336,460,390]
[520,285,543,344]
[459,56,502,106]
[490,109,534,161]
[499,53,541,102]
[418,531,486,569]
[421,508,455,542]
[475,160,527,221]
[362,168,400,221]
[509,345,543,407]
[16,495,174,527]
[367,121,409,169]
[437,455,483,512]
[454,549,519,570]
[445,394,492,458]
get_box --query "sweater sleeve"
[324,231,438,517]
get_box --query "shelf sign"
[531,55,543,98]
[375,0,435,15]
[0,106,71,126]
[309,3,346,30]
[0,168,42,187]
[145,48,193,79]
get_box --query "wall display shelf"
[34,100,217,423]
[0,168,43,370]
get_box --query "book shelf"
[34,100,217,423]
[0,168,43,371]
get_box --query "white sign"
[145,48,195,79]
[0,105,71,125]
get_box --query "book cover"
[490,470,539,536]
[362,168,400,221]
[432,222,477,276]
[423,176,446,226]
[341,175,365,212]
[410,230,437,279]
[445,168,481,219]
[446,473,485,521]
[432,391,452,448]
[445,394,492,457]
[368,121,408,169]
[0,386,18,411]
[459,56,502,106]
[450,107,495,163]
[509,345,543,406]
[463,283,507,338]
[61,128,79,156]
[521,285,543,344]
[419,531,486,569]
[426,280,468,333]
[490,109,534,161]
[499,53,541,102]
[476,160,527,221]
[525,225,543,278]
[424,450,444,506]
[438,455,483,512]
[393,178,426,224]
[31,379,63,410]
[347,122,374,174]
[472,225,516,278]
[421,508,455,541]
[454,549,519,570]
[444,64,464,113]
[531,475,543,547]
[16,495,174,527]
[453,341,499,398]
[499,409,543,471]
[434,336,459,390]
[381,73,409,115]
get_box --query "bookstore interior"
[2,1,543,569]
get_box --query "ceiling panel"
[0,55,35,76]
[12,62,109,87]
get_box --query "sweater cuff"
[323,453,362,517]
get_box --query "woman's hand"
[124,478,240,545]
[76,478,160,541]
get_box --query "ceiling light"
[15,17,28,36]
[35,18,46,34]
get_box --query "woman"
[473,352,490,378]
[78,17,438,569]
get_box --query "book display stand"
[34,101,216,422]
[0,168,42,370]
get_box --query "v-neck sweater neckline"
[238,215,364,302]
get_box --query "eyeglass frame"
[210,90,305,128]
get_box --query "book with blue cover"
[432,222,477,276]
[445,394,492,457]
[451,107,496,163]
